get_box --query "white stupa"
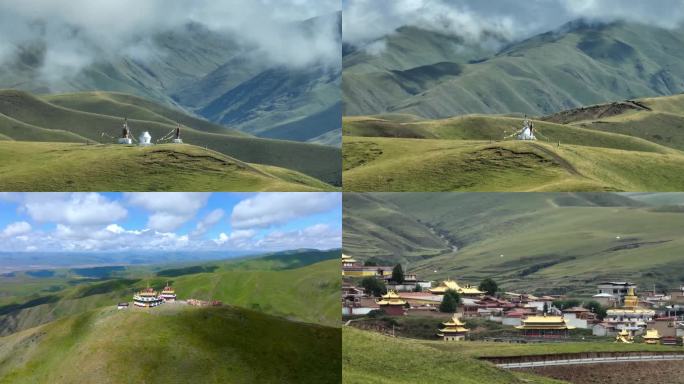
[139,131,153,146]
[517,118,536,141]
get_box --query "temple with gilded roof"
[437,314,470,341]
[429,279,483,298]
[377,290,407,316]
[516,314,575,338]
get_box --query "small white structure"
[118,137,133,145]
[139,131,153,146]
[517,118,536,141]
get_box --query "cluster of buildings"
[117,283,177,309]
[342,255,684,344]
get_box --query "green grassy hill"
[0,90,341,187]
[343,193,684,294]
[343,90,684,192]
[343,21,684,118]
[342,194,451,262]
[554,94,684,154]
[343,135,684,192]
[0,141,333,191]
[0,250,340,336]
[343,328,563,384]
[0,305,340,384]
[343,327,677,384]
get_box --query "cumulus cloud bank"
[343,0,684,47]
[0,0,340,82]
[0,192,341,253]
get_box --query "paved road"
[498,354,684,369]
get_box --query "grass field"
[343,136,684,192]
[342,327,564,384]
[0,141,334,191]
[0,305,341,384]
[343,193,684,294]
[343,93,684,191]
[0,90,341,187]
[342,327,677,384]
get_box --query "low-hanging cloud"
[0,0,340,85]
[343,0,684,49]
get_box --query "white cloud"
[231,192,340,229]
[343,0,684,49]
[213,229,256,246]
[23,193,127,226]
[1,221,32,238]
[192,209,225,236]
[0,0,340,82]
[255,223,341,250]
[126,192,210,232]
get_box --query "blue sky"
[0,193,341,253]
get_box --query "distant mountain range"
[343,20,684,118]
[0,13,342,146]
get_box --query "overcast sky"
[343,0,684,47]
[0,0,341,80]
[0,192,341,253]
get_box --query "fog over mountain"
[343,0,684,50]
[0,0,340,79]
[0,0,342,144]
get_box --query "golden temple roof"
[429,279,483,295]
[440,313,469,333]
[516,315,575,330]
[377,290,406,306]
[643,329,661,339]
[442,314,466,327]
[342,254,357,263]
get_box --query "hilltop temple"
[437,314,470,341]
[160,283,177,302]
[133,286,164,308]
[516,314,575,338]
[377,290,407,316]
[429,279,483,298]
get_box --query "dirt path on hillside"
[530,143,583,177]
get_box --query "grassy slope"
[343,22,684,118]
[342,328,563,384]
[570,94,684,153]
[343,136,684,192]
[0,253,340,335]
[0,90,341,186]
[42,92,248,136]
[342,193,451,262]
[0,306,340,384]
[0,141,333,191]
[344,193,684,294]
